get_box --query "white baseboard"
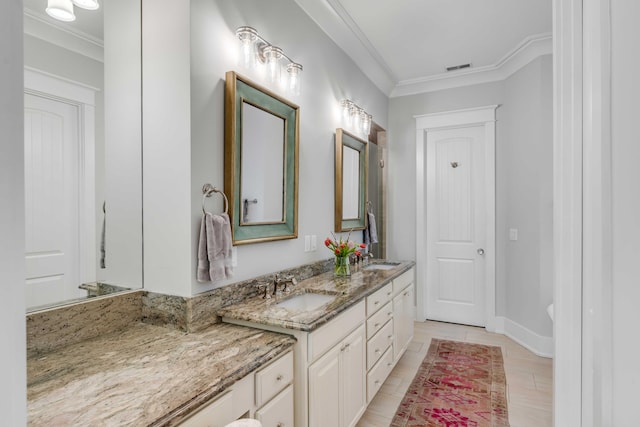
[491,316,554,358]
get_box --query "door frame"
[24,67,98,286]
[415,105,498,331]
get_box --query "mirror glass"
[23,0,143,311]
[225,71,299,245]
[342,145,360,219]
[335,128,368,232]
[240,102,286,224]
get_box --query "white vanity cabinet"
[392,269,415,362]
[179,350,293,427]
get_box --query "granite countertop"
[27,322,296,427]
[217,260,415,332]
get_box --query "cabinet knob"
[277,423,284,427]
[388,335,393,340]
[375,348,381,354]
[374,322,380,328]
[276,374,283,381]
[374,301,380,305]
[387,312,392,316]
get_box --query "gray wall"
[388,55,553,337]
[0,0,26,423]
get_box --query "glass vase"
[334,255,351,277]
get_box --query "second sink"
[276,292,335,311]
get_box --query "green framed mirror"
[224,71,299,245]
[335,128,368,232]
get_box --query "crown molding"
[391,33,552,98]
[293,0,396,95]
[23,8,103,62]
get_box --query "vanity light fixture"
[340,99,372,137]
[235,26,303,96]
[46,0,99,23]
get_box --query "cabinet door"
[255,384,294,427]
[394,284,414,361]
[342,324,366,427]
[308,344,341,427]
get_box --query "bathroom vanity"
[218,261,415,427]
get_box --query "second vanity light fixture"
[235,26,303,96]
[340,99,372,137]
[46,0,100,22]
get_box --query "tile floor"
[356,320,553,427]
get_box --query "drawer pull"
[387,312,392,316]
[387,362,393,367]
[374,322,380,328]
[403,291,409,296]
[375,380,381,385]
[374,301,380,305]
[375,348,381,354]
[276,374,283,381]
[277,423,284,427]
[388,335,393,340]
[387,291,392,296]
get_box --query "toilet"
[224,419,263,427]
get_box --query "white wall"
[388,56,553,339]
[142,0,193,296]
[502,55,554,337]
[188,0,388,295]
[611,1,640,424]
[0,0,26,423]
[101,0,143,288]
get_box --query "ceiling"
[294,0,552,96]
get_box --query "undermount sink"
[363,262,400,271]
[276,292,335,311]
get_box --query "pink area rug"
[391,338,509,427]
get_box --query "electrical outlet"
[311,235,317,251]
[304,235,311,252]
[509,228,518,241]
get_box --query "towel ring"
[202,183,229,215]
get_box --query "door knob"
[477,248,485,255]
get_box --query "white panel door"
[426,125,486,326]
[24,93,84,308]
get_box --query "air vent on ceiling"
[446,63,471,72]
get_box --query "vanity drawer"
[255,351,293,407]
[366,282,393,315]
[367,346,394,402]
[309,300,365,361]
[392,269,414,295]
[367,319,394,370]
[180,391,234,427]
[366,301,392,339]
[255,384,294,427]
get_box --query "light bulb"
[72,0,99,10]
[46,0,76,22]
[236,27,258,69]
[263,46,283,85]
[286,63,302,96]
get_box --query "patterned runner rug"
[391,338,509,427]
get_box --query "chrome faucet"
[272,273,298,295]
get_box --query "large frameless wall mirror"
[23,0,143,311]
[335,128,368,232]
[224,71,299,245]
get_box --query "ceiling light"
[71,0,100,10]
[235,26,303,96]
[46,0,76,22]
